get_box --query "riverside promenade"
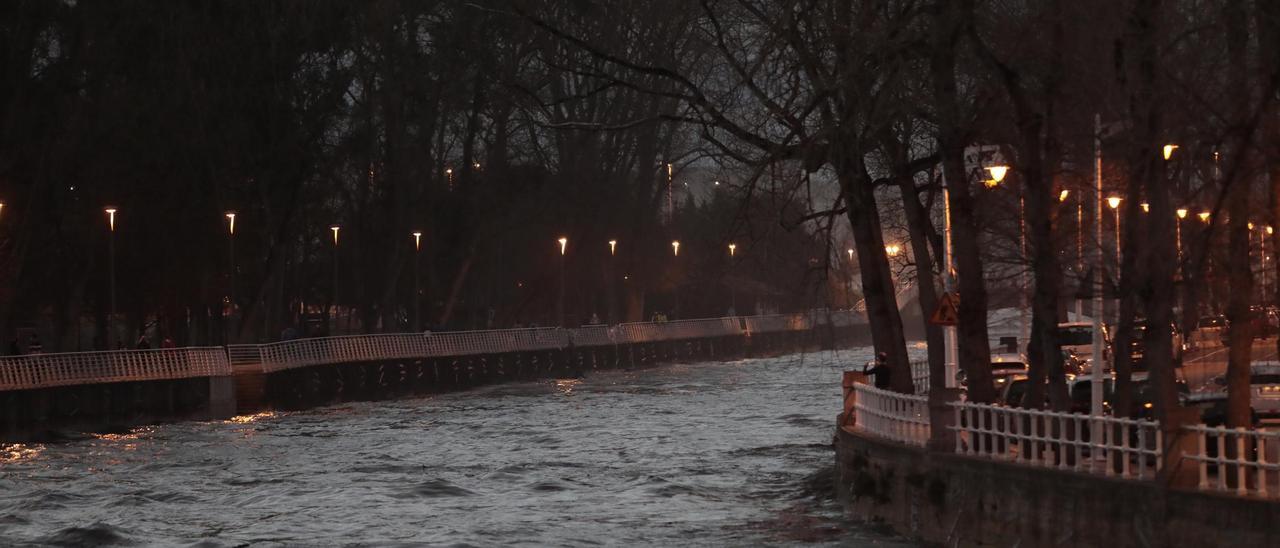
[837,370,1280,547]
[0,310,866,442]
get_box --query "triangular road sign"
[929,292,960,326]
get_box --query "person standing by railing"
[863,352,892,389]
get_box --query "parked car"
[1188,315,1226,351]
[990,353,1028,390]
[1058,322,1106,361]
[1122,319,1185,370]
[1196,361,1280,418]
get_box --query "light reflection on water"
[0,348,916,547]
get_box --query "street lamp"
[226,211,237,343]
[1108,197,1122,287]
[1176,208,1188,262]
[727,243,737,315]
[412,231,422,331]
[330,224,340,334]
[671,240,681,319]
[1140,202,1150,213]
[1199,211,1211,223]
[1059,189,1070,202]
[558,237,567,327]
[105,207,118,349]
[987,165,1009,184]
[607,239,618,323]
[1163,144,1179,160]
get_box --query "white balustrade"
[852,382,931,447]
[0,311,858,389]
[951,402,1162,480]
[910,360,930,395]
[0,347,230,391]
[1184,425,1280,498]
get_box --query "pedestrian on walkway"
[862,352,892,390]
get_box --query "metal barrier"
[0,347,231,391]
[951,401,1162,480]
[1184,425,1280,498]
[852,382,931,447]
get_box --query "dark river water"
[0,347,914,547]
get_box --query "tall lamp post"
[1108,196,1122,326]
[330,225,340,335]
[105,207,118,349]
[671,240,681,319]
[1090,114,1105,419]
[558,237,567,327]
[412,231,422,332]
[607,239,617,325]
[846,248,855,310]
[728,243,737,315]
[225,211,237,343]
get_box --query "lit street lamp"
[105,207,118,349]
[727,243,737,315]
[607,239,617,324]
[1176,208,1188,263]
[558,237,567,327]
[330,225,340,335]
[671,240,681,319]
[1199,211,1211,223]
[226,211,237,343]
[1108,196,1122,269]
[412,231,422,331]
[1163,144,1179,160]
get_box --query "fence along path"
[0,310,862,389]
[0,347,230,391]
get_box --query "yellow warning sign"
[929,292,960,326]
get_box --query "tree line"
[0,1,835,352]
[518,0,1280,427]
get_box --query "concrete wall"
[253,327,868,412]
[835,427,1280,548]
[1,375,235,443]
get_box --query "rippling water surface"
[0,348,913,547]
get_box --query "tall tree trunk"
[1224,0,1254,429]
[838,158,912,394]
[894,165,945,393]
[930,0,994,402]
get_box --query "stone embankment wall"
[835,427,1280,547]
[244,325,867,413]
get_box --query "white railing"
[951,402,1162,480]
[911,360,930,395]
[0,347,231,391]
[852,382,931,447]
[0,311,859,389]
[1184,425,1280,498]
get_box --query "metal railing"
[0,310,863,390]
[0,347,231,391]
[951,401,1162,480]
[1185,425,1280,498]
[852,382,931,447]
